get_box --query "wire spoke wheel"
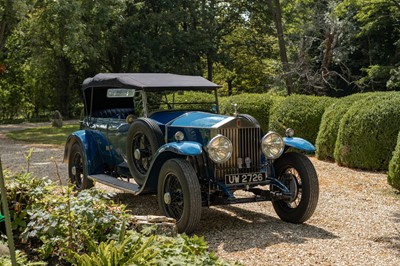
[127,118,164,185]
[163,174,184,220]
[280,168,303,209]
[132,131,152,174]
[272,152,319,223]
[158,158,201,234]
[68,143,93,191]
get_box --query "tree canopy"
[0,0,399,119]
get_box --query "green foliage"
[356,65,394,90]
[21,188,128,260]
[0,172,52,234]
[334,92,400,170]
[219,93,283,132]
[387,65,400,90]
[70,230,232,266]
[315,93,374,160]
[388,131,400,191]
[268,95,335,144]
[0,249,46,266]
[163,91,217,112]
[0,168,234,265]
[334,0,400,93]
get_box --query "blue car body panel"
[168,111,228,128]
[66,130,125,175]
[157,141,203,156]
[283,137,316,152]
[141,141,204,193]
[149,110,189,125]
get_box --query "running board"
[88,174,142,195]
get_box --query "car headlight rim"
[207,134,233,164]
[262,131,284,159]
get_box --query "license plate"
[225,173,267,185]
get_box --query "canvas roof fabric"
[82,73,221,91]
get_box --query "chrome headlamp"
[262,131,284,159]
[207,134,233,163]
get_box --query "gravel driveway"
[0,122,399,265]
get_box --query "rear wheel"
[127,118,164,185]
[272,152,319,223]
[68,143,93,191]
[157,158,201,234]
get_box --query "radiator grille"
[215,127,261,179]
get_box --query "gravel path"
[0,122,399,265]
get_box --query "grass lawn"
[6,124,80,146]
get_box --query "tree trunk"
[207,52,213,81]
[271,0,293,95]
[227,78,234,96]
[0,0,13,57]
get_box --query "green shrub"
[268,94,335,144]
[316,93,374,160]
[388,131,400,191]
[1,170,233,265]
[69,230,233,266]
[219,93,283,132]
[334,92,400,170]
[163,91,217,111]
[21,188,128,260]
[0,171,52,234]
[0,249,46,266]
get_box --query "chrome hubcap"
[164,192,171,205]
[71,166,76,176]
[134,149,141,160]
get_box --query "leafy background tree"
[0,0,399,119]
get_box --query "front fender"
[64,130,105,175]
[157,141,203,156]
[283,137,315,152]
[141,141,203,194]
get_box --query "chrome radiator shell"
[211,117,262,180]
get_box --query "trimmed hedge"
[164,91,217,111]
[334,92,400,171]
[388,131,400,191]
[315,93,373,160]
[219,93,283,132]
[268,94,335,144]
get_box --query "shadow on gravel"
[110,193,160,216]
[111,192,338,252]
[387,211,400,253]
[197,204,338,252]
[369,211,400,254]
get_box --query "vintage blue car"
[64,73,319,233]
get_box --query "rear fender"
[283,137,315,152]
[64,130,105,175]
[142,142,203,193]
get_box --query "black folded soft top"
[82,73,221,91]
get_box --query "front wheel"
[68,143,94,191]
[272,152,319,223]
[157,158,202,234]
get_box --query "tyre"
[157,158,202,234]
[68,143,94,191]
[272,152,319,223]
[127,118,164,185]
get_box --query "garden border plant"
[0,166,236,265]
